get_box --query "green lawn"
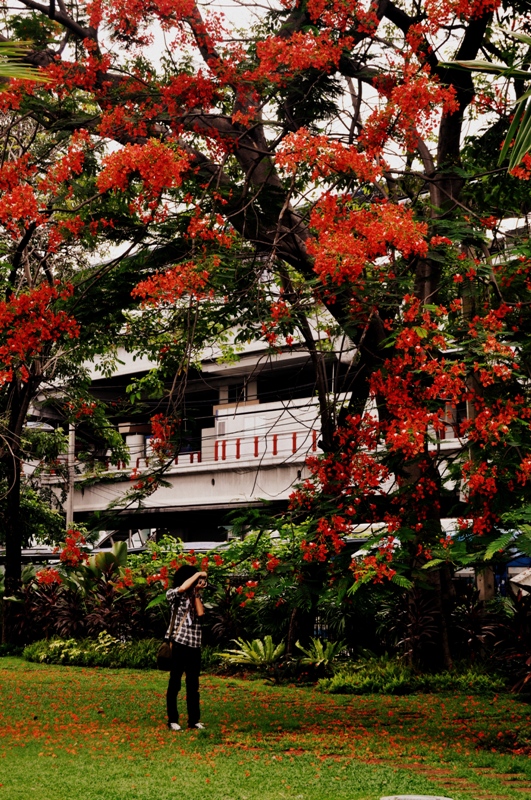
[2,657,531,800]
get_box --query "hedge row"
[318,660,506,695]
[22,635,222,670]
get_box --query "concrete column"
[477,566,495,601]
[65,424,76,527]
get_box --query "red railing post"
[254,436,259,457]
[221,440,226,460]
[272,434,278,456]
[236,439,240,459]
[214,441,219,461]
[312,430,317,451]
[292,432,297,453]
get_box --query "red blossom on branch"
[0,284,79,387]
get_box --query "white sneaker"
[189,722,206,729]
[168,722,182,731]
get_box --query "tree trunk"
[1,378,37,643]
[286,607,298,655]
[2,453,22,644]
[433,566,455,671]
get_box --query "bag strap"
[166,602,178,640]
[167,596,188,641]
[173,608,188,639]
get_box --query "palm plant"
[219,635,286,668]
[295,637,345,672]
[442,32,531,170]
[0,41,45,82]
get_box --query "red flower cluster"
[132,261,211,306]
[35,568,62,586]
[149,413,176,458]
[266,553,281,572]
[147,565,169,588]
[114,567,135,590]
[59,529,88,567]
[255,31,352,83]
[351,554,397,584]
[0,284,79,387]
[351,537,397,584]
[97,140,190,219]
[276,129,379,183]
[308,197,428,285]
[66,400,98,420]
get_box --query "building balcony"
[44,398,322,516]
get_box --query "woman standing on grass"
[165,564,208,731]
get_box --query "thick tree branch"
[14,0,97,41]
[186,3,222,72]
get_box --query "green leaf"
[112,540,128,567]
[499,99,527,165]
[459,553,480,566]
[510,101,531,168]
[347,575,370,595]
[516,535,531,558]
[421,558,447,570]
[0,41,47,83]
[426,250,449,263]
[390,573,414,589]
[439,59,531,78]
[508,32,531,47]
[515,88,531,105]
[413,326,428,338]
[146,593,168,609]
[484,531,514,560]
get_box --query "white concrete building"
[42,342,339,542]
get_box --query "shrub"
[219,635,286,681]
[23,633,160,669]
[0,643,24,657]
[296,637,346,673]
[318,656,507,695]
[201,644,221,671]
[418,669,506,695]
[319,657,414,695]
[23,635,223,671]
[219,635,285,668]
[217,636,348,683]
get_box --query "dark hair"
[172,564,197,588]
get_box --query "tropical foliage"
[0,40,45,81]
[219,636,286,667]
[3,531,531,689]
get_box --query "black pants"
[166,642,201,727]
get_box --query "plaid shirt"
[166,588,202,648]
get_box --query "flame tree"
[2,0,531,661]
[0,108,146,641]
